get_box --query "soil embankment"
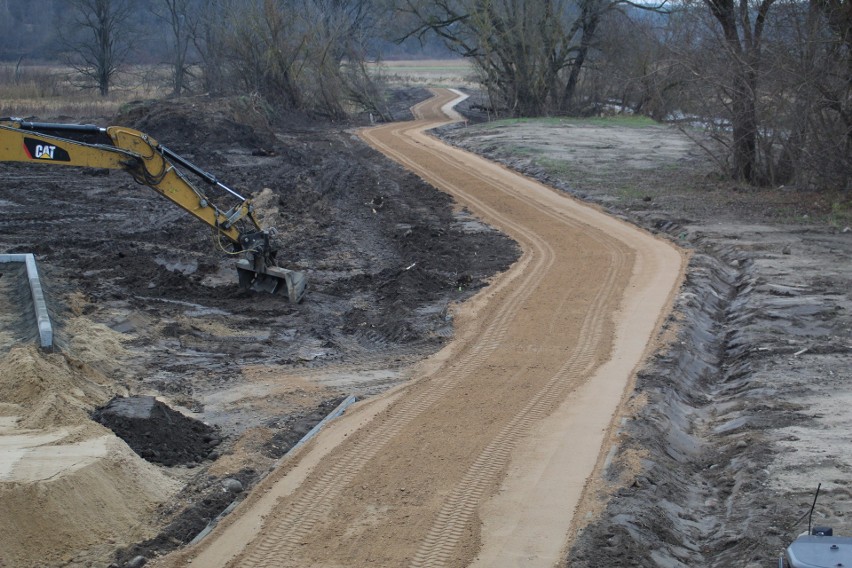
[158,90,684,567]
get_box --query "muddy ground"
[0,89,518,567]
[1,85,849,568]
[440,95,852,567]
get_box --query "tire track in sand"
[160,89,683,568]
[363,92,628,568]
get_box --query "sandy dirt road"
[160,89,684,568]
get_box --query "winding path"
[159,89,683,568]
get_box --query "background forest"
[0,0,849,191]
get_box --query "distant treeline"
[0,0,848,191]
[0,0,450,64]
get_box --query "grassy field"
[477,115,660,129]
[0,63,172,120]
[374,59,475,89]
[1,59,473,121]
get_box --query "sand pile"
[0,344,180,567]
[0,437,182,567]
[0,343,113,430]
[66,317,133,377]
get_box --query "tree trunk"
[730,65,757,181]
[705,0,772,183]
[561,0,601,112]
[97,0,111,97]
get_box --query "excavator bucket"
[235,260,306,303]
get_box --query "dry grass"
[371,59,476,89]
[0,63,172,121]
[1,59,477,121]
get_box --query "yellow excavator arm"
[0,118,306,302]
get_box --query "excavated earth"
[0,89,519,567]
[0,84,849,568]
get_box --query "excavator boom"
[0,118,306,303]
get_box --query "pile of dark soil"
[114,97,272,151]
[114,396,350,567]
[93,396,221,466]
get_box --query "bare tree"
[700,0,776,183]
[662,0,849,189]
[62,0,134,97]
[187,0,229,95]
[400,0,662,116]
[301,0,389,118]
[588,11,680,119]
[151,0,197,96]
[401,0,569,115]
[802,0,852,189]
[224,0,307,109]
[206,0,384,118]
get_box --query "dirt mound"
[113,398,347,566]
[0,345,181,568]
[114,96,271,152]
[93,396,222,466]
[65,317,133,376]
[114,467,259,568]
[0,344,113,430]
[0,437,180,568]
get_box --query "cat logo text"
[23,137,71,161]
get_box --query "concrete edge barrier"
[0,253,53,348]
[289,394,358,453]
